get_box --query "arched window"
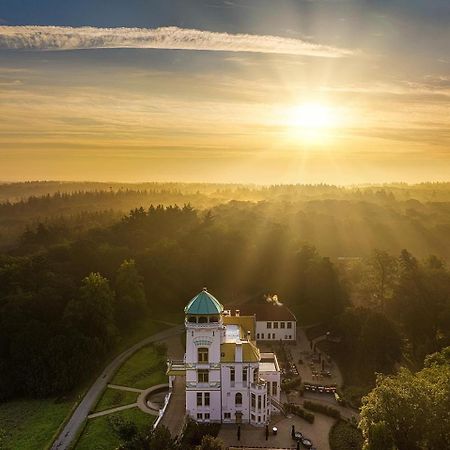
[235,392,242,406]
[198,347,209,363]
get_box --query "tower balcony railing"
[185,319,223,328]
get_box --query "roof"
[226,302,296,322]
[185,288,224,315]
[223,315,256,341]
[220,341,260,363]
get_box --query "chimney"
[235,309,240,317]
[235,342,243,362]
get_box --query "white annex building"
[226,295,297,342]
[167,288,281,426]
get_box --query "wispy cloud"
[0,25,353,58]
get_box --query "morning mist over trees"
[0,1,449,450]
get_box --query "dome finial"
[203,286,208,292]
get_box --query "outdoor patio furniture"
[294,431,303,441]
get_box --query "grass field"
[111,344,167,390]
[0,317,172,450]
[77,342,168,447]
[75,408,155,450]
[0,396,77,450]
[94,388,139,413]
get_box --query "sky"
[0,0,449,184]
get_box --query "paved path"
[158,376,186,438]
[108,384,143,393]
[87,403,138,419]
[51,324,184,450]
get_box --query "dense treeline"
[1,182,450,260]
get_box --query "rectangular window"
[197,392,202,406]
[256,333,260,339]
[274,322,278,329]
[197,413,203,420]
[267,322,272,329]
[272,381,278,396]
[204,413,210,420]
[230,367,235,383]
[204,392,210,406]
[261,333,264,339]
[198,370,209,383]
[224,412,231,420]
[287,322,292,329]
[281,322,285,329]
[242,368,247,383]
[251,393,256,409]
[251,413,256,421]
[272,333,275,339]
[198,348,209,363]
[258,396,261,409]
[289,335,292,339]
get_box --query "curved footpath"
[51,324,184,450]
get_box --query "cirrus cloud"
[0,25,353,58]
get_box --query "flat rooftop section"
[259,361,277,372]
[260,352,280,372]
[224,324,241,342]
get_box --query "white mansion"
[167,288,282,426]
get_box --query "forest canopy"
[0,182,449,404]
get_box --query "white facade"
[168,289,281,427]
[256,320,296,342]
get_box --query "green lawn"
[0,317,172,450]
[75,408,155,450]
[94,388,139,413]
[76,343,168,447]
[0,396,76,450]
[111,344,167,390]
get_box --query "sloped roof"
[185,288,224,315]
[220,341,260,363]
[226,302,296,322]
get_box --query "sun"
[282,102,338,144]
[288,103,335,129]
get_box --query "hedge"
[304,400,341,419]
[284,403,315,424]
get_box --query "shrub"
[281,376,302,392]
[180,420,221,448]
[304,400,341,419]
[284,403,315,423]
[329,420,363,450]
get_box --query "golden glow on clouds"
[0,50,449,184]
